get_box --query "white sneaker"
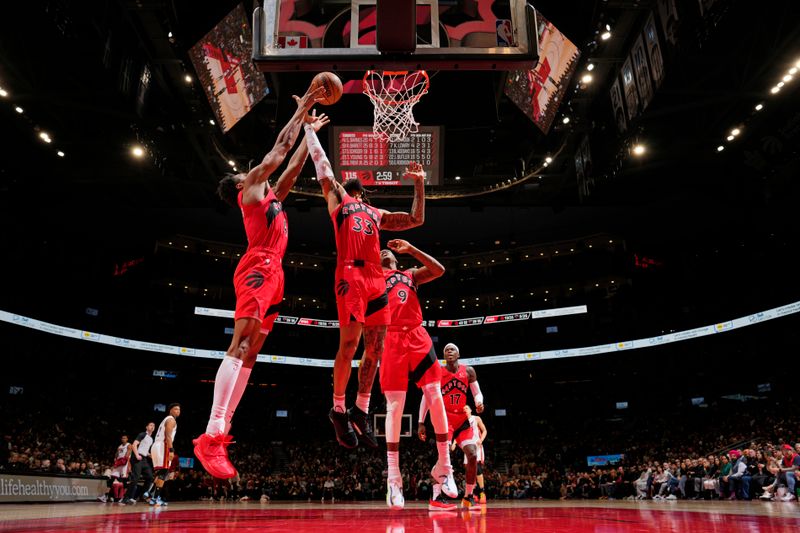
[781,494,796,502]
[386,481,404,510]
[759,492,774,500]
[431,463,458,499]
[666,495,677,500]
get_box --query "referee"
[123,422,155,504]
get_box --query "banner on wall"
[0,473,106,503]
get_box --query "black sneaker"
[348,406,378,448]
[329,408,358,448]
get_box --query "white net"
[363,70,430,143]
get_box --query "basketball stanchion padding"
[376,0,416,53]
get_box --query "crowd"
[3,398,800,505]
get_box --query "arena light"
[730,128,741,136]
[14,106,23,113]
[168,31,173,38]
[716,145,725,152]
[209,119,215,125]
[587,63,595,71]
[39,132,52,143]
[0,88,7,97]
[777,81,785,88]
[228,160,236,167]
[131,145,145,158]
[455,176,461,181]
[790,67,798,75]
[783,74,793,82]
[184,74,192,84]
[755,103,763,111]
[545,156,553,163]
[600,31,611,41]
[562,116,570,124]
[770,86,780,94]
[632,144,645,156]
[726,135,734,141]
[581,74,593,84]
[57,150,65,157]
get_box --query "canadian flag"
[278,36,309,49]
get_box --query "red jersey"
[238,188,288,256]
[441,364,470,415]
[384,269,421,327]
[332,192,382,264]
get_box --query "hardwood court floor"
[1,500,799,532]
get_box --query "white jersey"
[110,443,130,478]
[151,415,177,470]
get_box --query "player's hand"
[450,441,457,452]
[135,453,142,461]
[293,86,326,110]
[476,402,484,414]
[417,423,427,442]
[387,239,414,255]
[305,109,330,132]
[403,161,426,182]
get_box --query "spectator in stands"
[717,455,731,498]
[725,449,750,500]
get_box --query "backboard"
[252,0,538,71]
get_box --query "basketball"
[310,71,343,105]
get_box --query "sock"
[355,392,371,413]
[466,483,475,497]
[432,483,441,500]
[207,356,243,435]
[387,451,401,484]
[224,366,252,434]
[333,394,346,413]
[436,440,452,469]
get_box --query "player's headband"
[444,343,459,354]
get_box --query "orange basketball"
[310,72,343,105]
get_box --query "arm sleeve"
[470,381,484,405]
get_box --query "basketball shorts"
[150,442,171,471]
[380,325,442,392]
[447,412,477,448]
[233,251,284,334]
[334,262,389,328]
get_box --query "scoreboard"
[331,126,443,186]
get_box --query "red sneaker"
[193,433,236,479]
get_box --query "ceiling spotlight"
[545,156,553,163]
[783,74,793,82]
[168,31,173,38]
[790,67,798,75]
[632,144,645,156]
[228,160,236,167]
[39,132,52,143]
[770,86,780,94]
[562,116,570,124]
[726,135,734,141]
[132,145,145,158]
[232,167,237,172]
[601,31,612,41]
[0,88,7,97]
[587,63,595,71]
[581,74,593,84]
[184,74,192,84]
[455,176,461,181]
[14,106,23,113]
[755,103,763,111]
[730,128,741,136]
[57,151,65,157]
[777,81,785,88]
[543,162,549,167]
[716,145,725,152]
[209,119,216,125]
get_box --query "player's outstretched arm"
[379,162,425,231]
[272,110,330,202]
[387,239,444,285]
[245,86,324,189]
[304,120,343,215]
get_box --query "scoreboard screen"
[331,126,443,186]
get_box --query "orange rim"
[363,70,430,107]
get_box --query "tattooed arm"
[304,121,343,215]
[378,162,425,231]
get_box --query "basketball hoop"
[363,70,430,143]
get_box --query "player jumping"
[303,122,426,449]
[192,86,328,479]
[379,239,458,510]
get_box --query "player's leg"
[461,443,479,506]
[224,329,267,435]
[329,321,362,448]
[421,382,457,498]
[384,388,406,509]
[347,324,385,448]
[194,317,261,478]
